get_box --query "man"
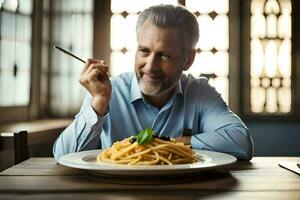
[53,4,253,160]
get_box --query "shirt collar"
[130,74,183,104]
[173,78,183,97]
[130,74,143,103]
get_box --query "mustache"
[138,70,165,77]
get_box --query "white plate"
[57,149,237,176]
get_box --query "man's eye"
[160,54,170,61]
[139,49,149,56]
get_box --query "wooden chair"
[13,130,29,164]
[0,130,29,165]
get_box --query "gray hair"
[136,4,199,58]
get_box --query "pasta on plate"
[97,129,197,165]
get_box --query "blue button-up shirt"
[53,73,253,160]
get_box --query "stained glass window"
[250,0,291,114]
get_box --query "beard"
[135,70,179,96]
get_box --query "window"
[243,0,296,119]
[250,0,291,114]
[0,0,33,106]
[0,0,33,122]
[0,0,94,121]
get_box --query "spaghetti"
[97,136,197,165]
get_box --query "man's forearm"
[53,105,104,159]
[191,124,253,160]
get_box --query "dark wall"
[246,122,300,156]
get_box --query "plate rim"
[57,149,237,175]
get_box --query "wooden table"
[0,157,299,200]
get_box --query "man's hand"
[79,58,112,116]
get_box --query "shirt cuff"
[82,105,108,128]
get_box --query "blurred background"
[0,0,299,170]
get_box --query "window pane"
[186,0,214,14]
[111,0,177,13]
[110,14,125,50]
[124,14,138,50]
[3,0,18,12]
[214,15,228,50]
[110,51,135,76]
[197,15,214,50]
[18,0,33,14]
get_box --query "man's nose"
[144,54,159,72]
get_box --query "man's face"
[135,21,187,97]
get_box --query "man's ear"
[183,49,196,71]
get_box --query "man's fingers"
[85,63,108,76]
[82,58,107,74]
[86,68,109,83]
[80,59,110,86]
[87,68,101,82]
[99,65,109,74]
[82,58,98,73]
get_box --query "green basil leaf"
[136,128,154,145]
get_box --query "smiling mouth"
[143,74,162,82]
